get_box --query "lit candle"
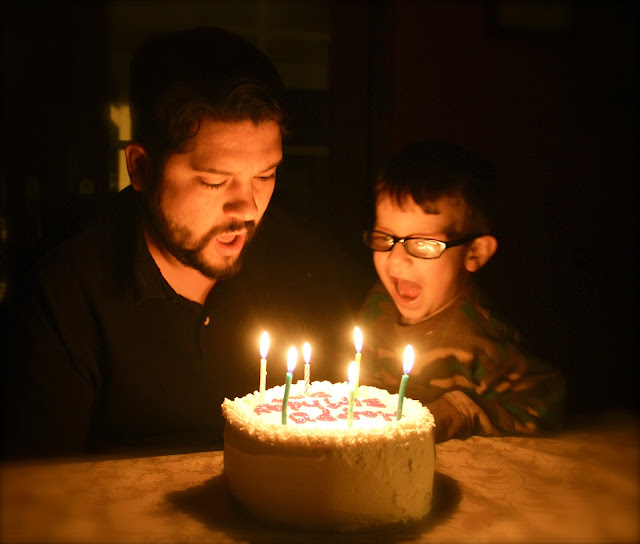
[303,342,311,397]
[259,331,269,403]
[397,345,414,420]
[353,326,363,395]
[347,361,358,427]
[282,346,297,425]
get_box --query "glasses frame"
[362,230,484,260]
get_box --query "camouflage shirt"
[358,281,566,442]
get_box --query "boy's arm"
[358,283,566,443]
[423,350,566,442]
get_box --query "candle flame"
[303,342,311,364]
[348,361,358,386]
[403,344,415,375]
[354,326,363,353]
[260,331,270,359]
[287,346,298,373]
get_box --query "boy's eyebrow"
[374,227,447,239]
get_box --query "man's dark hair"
[376,141,502,233]
[129,26,287,162]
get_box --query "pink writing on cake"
[289,412,314,424]
[253,395,396,425]
[361,398,387,408]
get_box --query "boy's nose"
[387,242,412,269]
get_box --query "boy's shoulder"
[457,290,523,346]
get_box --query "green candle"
[396,345,414,420]
[282,371,293,424]
[396,373,409,420]
[282,347,297,425]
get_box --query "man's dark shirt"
[2,187,369,459]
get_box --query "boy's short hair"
[376,141,502,234]
[129,26,287,162]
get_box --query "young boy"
[359,141,565,443]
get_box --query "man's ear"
[464,235,498,272]
[124,143,152,192]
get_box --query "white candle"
[353,326,363,395]
[259,331,269,403]
[303,342,311,397]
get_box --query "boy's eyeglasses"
[362,230,483,260]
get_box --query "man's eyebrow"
[257,160,282,173]
[195,160,282,176]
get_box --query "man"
[2,27,367,458]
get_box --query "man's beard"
[143,188,258,281]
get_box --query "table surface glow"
[2,411,638,543]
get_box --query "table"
[2,411,638,543]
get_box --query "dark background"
[1,0,638,418]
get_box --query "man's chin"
[193,255,243,281]
[166,225,258,281]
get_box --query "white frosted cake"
[222,380,435,531]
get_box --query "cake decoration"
[222,380,435,531]
[222,333,434,531]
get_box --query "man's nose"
[223,179,259,222]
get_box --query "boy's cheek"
[372,253,387,277]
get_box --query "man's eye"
[257,173,276,182]
[199,177,226,189]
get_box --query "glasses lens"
[405,238,445,259]
[364,231,394,251]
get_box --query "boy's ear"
[464,235,498,272]
[124,143,152,192]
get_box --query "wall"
[330,0,638,414]
[2,0,637,414]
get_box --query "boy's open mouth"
[395,278,422,302]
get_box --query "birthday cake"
[222,380,435,531]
